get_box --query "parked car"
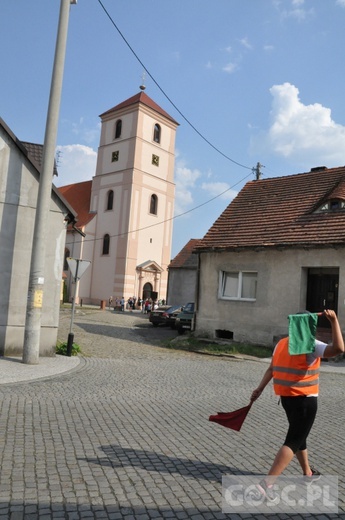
[175,302,195,335]
[162,305,184,328]
[149,305,172,327]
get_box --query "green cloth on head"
[288,313,318,355]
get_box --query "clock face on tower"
[112,151,119,162]
[152,154,159,166]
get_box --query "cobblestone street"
[0,307,344,519]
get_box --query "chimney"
[310,166,327,172]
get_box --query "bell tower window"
[106,190,114,211]
[150,194,158,215]
[115,119,122,139]
[64,248,70,271]
[102,234,110,255]
[153,123,161,143]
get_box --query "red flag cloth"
[209,402,252,431]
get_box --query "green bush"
[56,341,81,356]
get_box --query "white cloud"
[289,8,309,20]
[201,182,237,201]
[239,37,252,50]
[54,144,97,186]
[252,82,345,167]
[274,0,313,22]
[337,0,345,6]
[223,62,237,74]
[174,160,201,216]
[61,117,100,146]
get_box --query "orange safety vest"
[272,337,320,396]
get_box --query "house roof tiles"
[195,166,345,252]
[0,118,76,220]
[169,239,201,268]
[21,141,58,177]
[58,181,94,228]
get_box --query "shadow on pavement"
[74,320,178,347]
[80,443,257,482]
[0,499,334,519]
[0,501,232,519]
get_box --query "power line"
[67,0,259,248]
[96,0,252,171]
[70,170,254,245]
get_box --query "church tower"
[90,91,179,302]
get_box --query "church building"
[59,91,179,305]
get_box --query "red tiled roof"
[58,181,95,228]
[195,166,345,252]
[100,92,179,125]
[169,239,201,268]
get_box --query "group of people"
[142,298,166,313]
[108,296,166,312]
[109,296,136,311]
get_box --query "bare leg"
[295,449,311,475]
[264,445,295,486]
[268,445,294,475]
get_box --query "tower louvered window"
[102,234,110,255]
[153,123,161,143]
[150,194,158,215]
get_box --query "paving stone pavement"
[0,307,344,519]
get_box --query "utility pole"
[23,0,77,365]
[253,162,263,180]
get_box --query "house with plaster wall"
[0,118,76,356]
[193,166,345,346]
[167,238,200,306]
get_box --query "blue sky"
[2,0,345,257]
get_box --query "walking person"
[250,309,344,502]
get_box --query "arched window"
[153,123,161,143]
[115,119,122,139]
[150,194,158,215]
[106,190,114,210]
[64,248,70,271]
[102,234,110,255]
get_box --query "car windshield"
[167,305,181,314]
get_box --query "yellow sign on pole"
[33,290,43,308]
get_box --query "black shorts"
[281,396,318,453]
